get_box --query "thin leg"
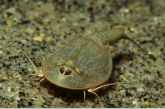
[89,82,124,92]
[83,90,86,102]
[88,90,101,102]
[88,89,104,107]
[109,46,117,58]
[26,74,43,77]
[87,82,124,107]
[40,78,45,83]
[27,67,43,77]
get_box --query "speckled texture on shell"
[42,36,112,89]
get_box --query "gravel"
[0,0,165,108]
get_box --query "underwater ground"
[0,0,165,108]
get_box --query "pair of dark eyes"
[59,67,72,75]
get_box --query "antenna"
[21,49,43,77]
